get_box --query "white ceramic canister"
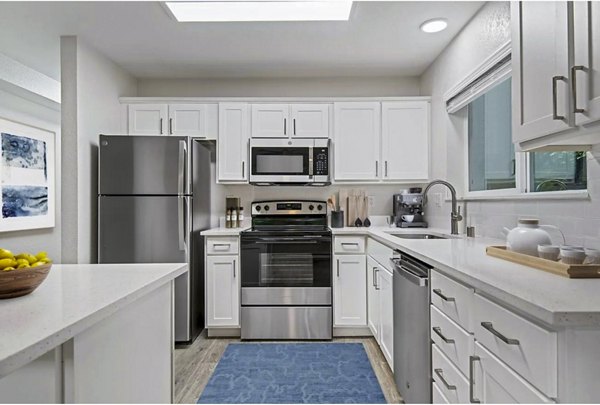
[504,219,564,257]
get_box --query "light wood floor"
[174,331,403,404]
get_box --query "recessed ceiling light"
[420,18,448,33]
[165,1,354,22]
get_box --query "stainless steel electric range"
[240,200,332,340]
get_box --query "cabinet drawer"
[334,236,365,254]
[430,305,474,377]
[432,344,470,404]
[474,342,554,403]
[473,293,557,398]
[431,271,473,332]
[432,381,450,404]
[366,238,393,271]
[206,237,239,255]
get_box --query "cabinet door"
[381,101,429,181]
[574,2,600,127]
[333,102,381,181]
[206,255,240,327]
[218,103,249,182]
[378,266,394,371]
[251,104,289,138]
[128,104,167,135]
[512,2,572,143]
[290,104,330,138]
[473,342,554,404]
[366,256,380,341]
[168,104,217,138]
[333,254,367,326]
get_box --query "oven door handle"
[253,237,323,242]
[253,239,320,244]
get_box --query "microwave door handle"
[308,147,314,177]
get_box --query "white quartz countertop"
[0,263,187,378]
[334,226,600,327]
[201,226,249,236]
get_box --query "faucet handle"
[455,206,463,221]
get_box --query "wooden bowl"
[0,263,52,299]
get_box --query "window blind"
[445,54,512,114]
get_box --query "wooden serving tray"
[486,246,600,279]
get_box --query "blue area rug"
[197,343,386,404]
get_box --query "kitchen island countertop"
[0,263,187,378]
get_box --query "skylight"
[165,1,354,22]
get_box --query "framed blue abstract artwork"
[0,117,55,232]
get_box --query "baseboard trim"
[207,328,241,338]
[333,327,373,337]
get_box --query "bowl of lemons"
[0,249,52,299]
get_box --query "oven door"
[249,139,314,184]
[240,232,332,305]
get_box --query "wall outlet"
[367,196,374,208]
[434,193,443,208]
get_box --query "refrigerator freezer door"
[99,135,189,195]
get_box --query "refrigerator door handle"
[178,196,186,251]
[178,140,186,196]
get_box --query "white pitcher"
[503,219,565,257]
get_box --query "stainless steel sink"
[391,233,447,240]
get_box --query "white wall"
[0,89,62,260]
[137,76,421,97]
[61,36,138,263]
[419,2,600,248]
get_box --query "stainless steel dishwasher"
[391,250,432,404]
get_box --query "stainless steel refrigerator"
[98,135,212,343]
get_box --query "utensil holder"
[331,211,344,228]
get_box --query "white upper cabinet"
[251,104,289,138]
[290,104,329,138]
[573,1,600,127]
[512,1,572,144]
[251,103,330,138]
[128,104,168,135]
[168,104,218,139]
[333,102,381,181]
[128,103,217,138]
[381,101,429,181]
[218,103,249,182]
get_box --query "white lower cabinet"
[206,248,240,327]
[333,254,367,326]
[366,255,393,370]
[367,257,380,340]
[473,342,554,404]
[432,343,471,404]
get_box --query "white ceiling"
[0,1,483,80]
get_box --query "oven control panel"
[252,200,327,216]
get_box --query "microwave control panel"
[313,147,329,175]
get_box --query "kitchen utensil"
[584,248,600,265]
[327,197,334,211]
[0,263,52,299]
[503,219,564,257]
[560,248,586,265]
[339,190,348,226]
[401,214,415,223]
[538,245,560,261]
[332,194,337,211]
[363,196,370,227]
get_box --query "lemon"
[39,258,52,264]
[17,263,30,269]
[0,258,17,269]
[0,248,14,260]
[2,266,15,271]
[35,251,48,261]
[15,253,37,265]
[30,261,46,267]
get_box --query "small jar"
[231,208,238,228]
[225,208,232,228]
[238,207,245,227]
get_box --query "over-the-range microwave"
[249,138,330,186]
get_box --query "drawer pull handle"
[481,322,520,345]
[432,288,455,302]
[341,243,359,246]
[213,243,231,248]
[469,355,481,404]
[432,326,455,344]
[434,368,456,391]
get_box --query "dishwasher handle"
[393,261,428,287]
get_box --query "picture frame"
[0,117,56,232]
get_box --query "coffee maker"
[393,193,428,228]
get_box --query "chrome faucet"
[423,180,463,235]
